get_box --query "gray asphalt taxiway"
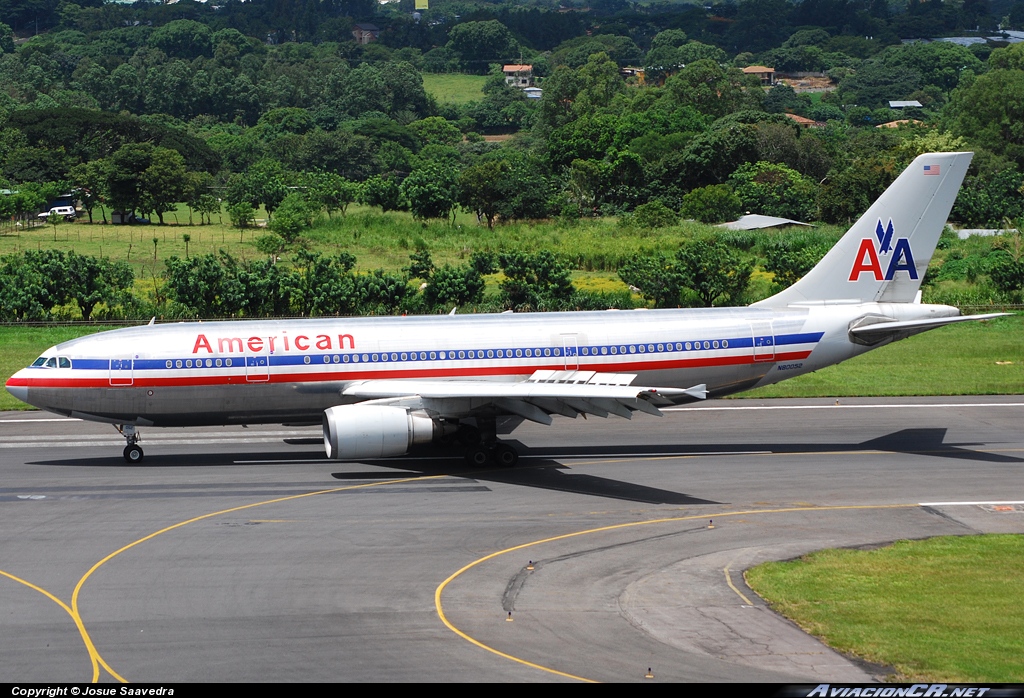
[1,396,1022,682]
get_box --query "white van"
[38,206,77,221]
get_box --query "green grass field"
[3,206,778,297]
[422,73,488,104]
[746,535,1024,681]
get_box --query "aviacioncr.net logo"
[848,219,919,282]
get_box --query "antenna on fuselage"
[148,317,156,326]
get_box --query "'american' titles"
[192,331,355,355]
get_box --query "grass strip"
[421,73,488,104]
[745,535,1024,682]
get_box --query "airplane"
[5,151,1008,466]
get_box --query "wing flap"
[343,378,689,401]
[341,372,705,426]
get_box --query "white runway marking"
[0,418,80,422]
[920,500,1024,506]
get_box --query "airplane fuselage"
[7,302,958,427]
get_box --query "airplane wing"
[342,370,708,425]
[849,313,1009,343]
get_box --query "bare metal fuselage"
[7,302,953,428]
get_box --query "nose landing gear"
[116,424,144,463]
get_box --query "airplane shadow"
[513,428,1024,465]
[339,450,721,506]
[23,427,1019,506]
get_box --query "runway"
[1,396,1022,682]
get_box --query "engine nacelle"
[323,405,435,460]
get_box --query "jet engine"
[323,404,435,460]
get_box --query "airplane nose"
[6,371,29,404]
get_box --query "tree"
[229,255,293,318]
[164,254,243,318]
[989,231,1024,294]
[47,211,63,241]
[459,161,507,228]
[288,250,360,317]
[423,264,486,310]
[879,42,983,93]
[946,70,1024,169]
[838,62,922,110]
[446,21,520,74]
[331,62,430,120]
[459,157,550,227]
[675,238,753,306]
[405,248,434,281]
[142,147,188,225]
[0,254,47,321]
[360,175,405,213]
[665,60,763,119]
[408,117,462,147]
[633,201,680,228]
[572,52,625,115]
[762,238,829,290]
[106,143,153,217]
[302,171,359,219]
[728,161,818,221]
[68,160,108,224]
[269,192,318,243]
[650,29,689,51]
[423,47,461,74]
[818,157,899,223]
[227,202,256,229]
[952,169,1024,227]
[182,171,214,225]
[149,20,214,60]
[679,185,743,223]
[64,253,134,321]
[618,254,684,308]
[354,269,412,315]
[497,251,574,310]
[401,163,460,222]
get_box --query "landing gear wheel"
[493,443,519,467]
[465,447,490,468]
[123,444,144,464]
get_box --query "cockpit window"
[58,357,71,368]
[44,357,57,368]
[31,357,47,367]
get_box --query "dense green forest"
[1,0,1023,321]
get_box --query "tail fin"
[754,151,973,307]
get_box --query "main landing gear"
[459,415,519,468]
[464,442,519,468]
[116,424,144,463]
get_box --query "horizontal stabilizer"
[683,384,708,400]
[850,313,1009,342]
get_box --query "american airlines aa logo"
[848,219,918,281]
